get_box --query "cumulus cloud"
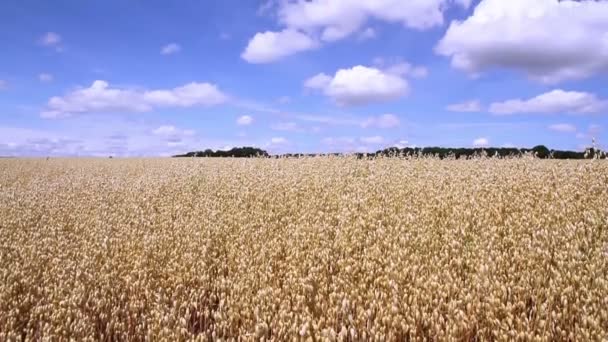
[383,62,428,79]
[360,136,384,144]
[161,43,181,55]
[473,137,489,147]
[40,32,61,46]
[361,114,400,128]
[39,73,53,83]
[279,0,471,40]
[244,0,470,62]
[295,114,363,126]
[241,29,318,63]
[358,27,377,40]
[304,65,409,106]
[322,137,356,146]
[321,137,372,153]
[152,125,195,137]
[270,137,287,144]
[436,0,608,83]
[304,73,332,90]
[42,80,228,118]
[446,100,482,112]
[271,122,299,131]
[394,140,411,148]
[0,119,236,157]
[489,90,607,115]
[236,115,253,126]
[548,123,577,133]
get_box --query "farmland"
[1,157,607,341]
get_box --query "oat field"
[1,157,607,341]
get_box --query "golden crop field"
[1,157,607,341]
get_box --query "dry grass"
[1,157,607,341]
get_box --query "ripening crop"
[1,157,607,341]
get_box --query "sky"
[0,0,607,156]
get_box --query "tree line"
[173,145,606,159]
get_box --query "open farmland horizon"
[2,0,608,339]
[1,157,607,340]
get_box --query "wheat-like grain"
[0,157,607,341]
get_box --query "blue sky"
[1,0,606,156]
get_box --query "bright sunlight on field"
[1,157,607,341]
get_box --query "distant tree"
[174,145,601,159]
[173,147,269,158]
[532,145,550,159]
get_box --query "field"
[1,157,607,341]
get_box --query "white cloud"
[360,135,384,144]
[161,43,181,55]
[548,123,577,133]
[236,115,253,126]
[279,0,471,40]
[473,137,489,147]
[0,118,245,157]
[436,0,608,83]
[358,27,377,40]
[295,114,363,126]
[361,114,400,128]
[489,90,607,115]
[322,137,356,146]
[304,65,409,106]
[304,73,332,90]
[270,137,287,144]
[257,0,279,16]
[446,100,482,112]
[383,62,428,79]
[241,29,318,63]
[40,32,61,46]
[394,140,410,148]
[39,73,53,83]
[271,122,299,131]
[152,125,195,137]
[42,80,228,118]
[152,125,177,136]
[245,0,469,62]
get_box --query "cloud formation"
[236,115,254,126]
[361,114,400,129]
[152,125,195,137]
[42,80,228,118]
[473,137,489,147]
[305,65,409,106]
[360,135,384,144]
[436,0,608,83]
[446,100,482,112]
[161,43,181,55]
[489,90,607,115]
[40,32,62,46]
[39,73,53,83]
[548,123,577,133]
[244,0,470,63]
[271,122,299,131]
[241,29,318,63]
